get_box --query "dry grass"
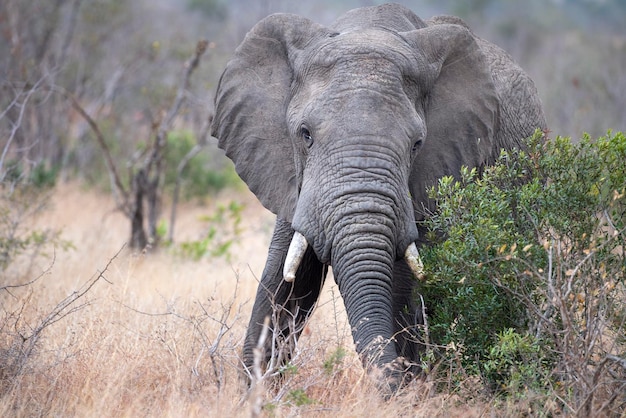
[0,183,497,417]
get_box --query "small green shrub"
[483,329,552,395]
[176,200,243,261]
[1,160,58,190]
[0,183,73,273]
[29,162,59,189]
[165,130,242,199]
[286,388,316,407]
[421,131,626,413]
[323,346,347,375]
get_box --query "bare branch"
[0,76,48,181]
[33,244,121,332]
[119,275,244,393]
[157,40,209,145]
[63,90,131,214]
[132,39,209,248]
[168,111,213,242]
[2,244,121,386]
[57,0,82,66]
[0,251,56,298]
[148,39,209,171]
[250,316,270,418]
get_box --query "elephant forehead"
[306,29,416,73]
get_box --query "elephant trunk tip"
[283,231,309,282]
[405,243,425,280]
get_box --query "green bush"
[0,180,73,276]
[186,0,227,19]
[165,130,242,199]
[1,160,58,190]
[483,329,552,395]
[420,130,626,412]
[176,200,244,261]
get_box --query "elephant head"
[211,4,545,394]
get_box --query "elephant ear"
[401,19,500,220]
[211,14,325,221]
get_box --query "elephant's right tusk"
[405,243,425,281]
[283,231,308,282]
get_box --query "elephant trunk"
[330,217,398,366]
[328,214,422,397]
[290,135,422,388]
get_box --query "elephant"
[210,3,546,394]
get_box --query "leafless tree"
[68,40,210,249]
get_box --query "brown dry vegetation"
[0,183,498,417]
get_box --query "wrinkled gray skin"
[211,3,546,394]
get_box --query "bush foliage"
[165,130,242,200]
[0,176,71,275]
[421,131,626,414]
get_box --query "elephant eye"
[301,125,314,148]
[412,138,423,153]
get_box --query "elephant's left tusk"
[405,243,425,281]
[283,231,308,282]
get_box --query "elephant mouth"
[283,231,425,283]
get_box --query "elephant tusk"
[283,231,308,282]
[405,243,425,281]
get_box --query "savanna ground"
[2,182,491,417]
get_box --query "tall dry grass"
[1,183,494,417]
